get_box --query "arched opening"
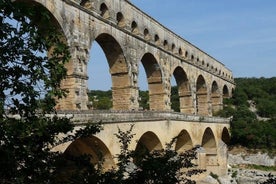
[100,3,109,19]
[223,85,230,98]
[87,42,112,110]
[221,127,230,145]
[88,33,131,110]
[191,54,194,62]
[80,0,93,9]
[154,34,160,45]
[175,130,193,153]
[64,136,115,170]
[178,48,183,57]
[134,131,163,163]
[196,75,208,115]
[140,53,165,110]
[12,1,77,110]
[171,43,176,53]
[211,81,222,114]
[163,40,168,50]
[172,67,193,113]
[202,127,218,167]
[185,51,189,58]
[144,28,150,40]
[116,12,125,27]
[131,21,138,34]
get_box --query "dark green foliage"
[88,90,112,110]
[139,90,149,110]
[234,77,276,118]
[62,125,204,184]
[46,125,205,184]
[171,86,180,112]
[216,77,276,149]
[261,175,276,184]
[1,1,206,183]
[0,1,92,183]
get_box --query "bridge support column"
[57,42,90,110]
[179,91,194,114]
[211,94,223,114]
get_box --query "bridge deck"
[56,110,230,125]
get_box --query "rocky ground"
[199,147,276,184]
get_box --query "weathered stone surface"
[229,152,276,167]
[19,0,234,114]
[17,0,235,178]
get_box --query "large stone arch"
[13,0,81,111]
[134,131,163,162]
[90,33,132,110]
[140,53,166,110]
[221,127,230,145]
[201,127,218,170]
[14,0,69,38]
[172,66,193,114]
[64,136,115,170]
[223,85,230,98]
[196,75,208,115]
[202,127,217,154]
[175,129,193,153]
[211,81,222,114]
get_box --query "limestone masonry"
[18,0,235,177]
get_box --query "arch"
[163,40,168,50]
[13,0,76,110]
[131,21,138,34]
[12,1,68,45]
[185,51,189,58]
[223,85,230,98]
[116,12,125,27]
[64,136,115,170]
[93,33,131,110]
[80,0,93,9]
[221,127,230,145]
[100,3,109,19]
[172,67,193,113]
[134,131,163,163]
[178,48,183,56]
[140,53,165,110]
[171,43,176,52]
[202,127,217,154]
[144,28,150,40]
[154,34,160,45]
[191,54,194,61]
[196,75,208,115]
[175,130,193,152]
[211,81,222,114]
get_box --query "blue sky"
[88,0,276,90]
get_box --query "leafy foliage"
[0,1,205,183]
[60,125,204,184]
[215,77,276,149]
[0,0,74,183]
[88,90,112,110]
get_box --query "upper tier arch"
[16,0,235,115]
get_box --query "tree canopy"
[215,77,276,149]
[0,1,204,183]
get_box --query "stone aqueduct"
[17,0,235,176]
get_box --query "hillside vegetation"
[88,77,276,150]
[216,77,276,150]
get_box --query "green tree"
[0,1,206,183]
[0,1,77,183]
[63,125,204,184]
[171,86,180,112]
